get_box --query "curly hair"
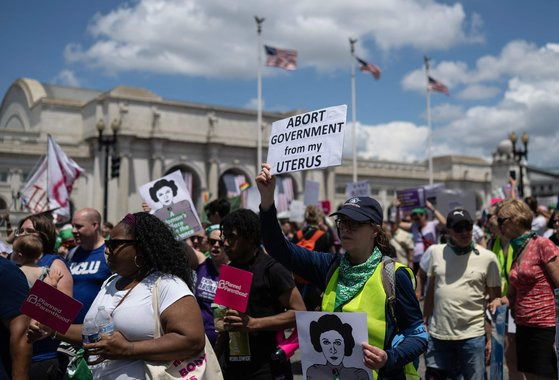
[310,314,355,356]
[220,209,261,248]
[149,179,178,203]
[18,214,56,254]
[119,212,195,290]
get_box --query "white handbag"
[145,277,223,380]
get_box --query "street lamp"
[97,118,120,222]
[509,131,529,197]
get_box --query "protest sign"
[289,200,305,223]
[490,305,507,380]
[436,190,476,217]
[396,188,425,212]
[213,266,253,313]
[21,280,83,334]
[139,170,203,240]
[296,311,373,380]
[303,180,320,206]
[346,180,371,198]
[267,105,347,175]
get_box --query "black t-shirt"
[226,250,296,373]
[550,233,559,246]
[0,258,29,378]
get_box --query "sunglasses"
[220,233,239,245]
[189,235,204,243]
[106,239,137,254]
[335,218,372,232]
[497,217,511,226]
[208,238,225,247]
[452,224,473,233]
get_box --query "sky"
[2,0,559,169]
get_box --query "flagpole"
[255,16,265,173]
[350,38,358,183]
[424,57,433,185]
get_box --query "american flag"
[428,76,449,95]
[264,45,297,71]
[356,57,381,80]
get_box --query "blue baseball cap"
[330,197,383,225]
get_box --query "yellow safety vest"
[491,236,513,295]
[321,261,420,380]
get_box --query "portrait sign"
[21,280,83,334]
[267,105,347,175]
[296,311,373,380]
[139,170,203,240]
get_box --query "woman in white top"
[30,212,205,380]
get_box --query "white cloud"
[64,0,481,78]
[243,98,265,110]
[429,104,464,121]
[343,121,429,162]
[52,70,81,87]
[457,84,500,100]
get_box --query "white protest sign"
[303,180,320,206]
[289,200,305,223]
[139,170,203,240]
[267,105,347,175]
[346,180,371,198]
[296,311,373,380]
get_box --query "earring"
[134,255,142,268]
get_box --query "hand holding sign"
[223,309,253,333]
[256,163,276,211]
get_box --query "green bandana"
[334,247,382,311]
[447,240,478,255]
[511,231,536,261]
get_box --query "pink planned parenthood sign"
[213,266,253,313]
[20,279,83,334]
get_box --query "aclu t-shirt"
[69,243,111,323]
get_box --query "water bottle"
[94,306,115,336]
[82,317,100,364]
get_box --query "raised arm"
[256,163,276,211]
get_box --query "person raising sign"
[256,163,427,380]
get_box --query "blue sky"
[2,0,559,168]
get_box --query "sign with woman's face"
[138,170,203,240]
[296,311,373,380]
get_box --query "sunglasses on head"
[106,239,137,253]
[208,238,225,247]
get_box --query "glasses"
[497,217,511,226]
[335,219,372,232]
[221,233,238,245]
[208,238,225,247]
[61,241,76,249]
[189,235,204,243]
[15,227,37,237]
[106,239,137,254]
[452,224,473,233]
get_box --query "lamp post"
[509,131,529,197]
[97,118,120,222]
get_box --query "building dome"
[497,139,513,155]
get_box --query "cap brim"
[330,207,372,222]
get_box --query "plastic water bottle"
[94,306,115,336]
[82,317,100,364]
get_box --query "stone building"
[2,77,545,227]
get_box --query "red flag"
[356,57,381,80]
[428,76,449,95]
[264,45,297,71]
[47,135,84,222]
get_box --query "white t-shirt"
[85,272,194,380]
[427,244,501,340]
[532,215,547,236]
[411,220,438,262]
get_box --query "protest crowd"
[1,159,559,380]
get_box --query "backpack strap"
[381,256,399,332]
[306,229,325,244]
